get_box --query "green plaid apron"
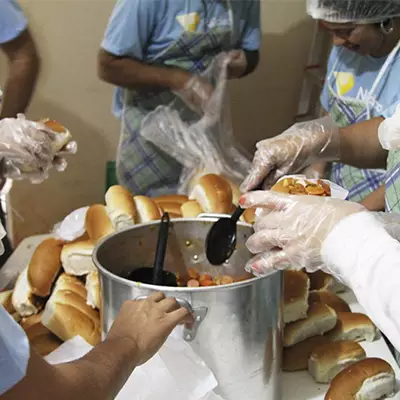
[117,9,234,197]
[385,150,400,212]
[326,51,386,203]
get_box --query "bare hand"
[107,292,192,365]
[227,50,247,79]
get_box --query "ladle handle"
[153,213,170,285]
[231,206,245,222]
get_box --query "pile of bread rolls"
[283,270,396,399]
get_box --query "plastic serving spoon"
[205,184,263,266]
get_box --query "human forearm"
[338,117,388,169]
[359,184,385,211]
[3,337,140,400]
[0,30,40,119]
[98,49,189,91]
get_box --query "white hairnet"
[307,0,400,23]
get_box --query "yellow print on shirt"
[334,72,355,96]
[176,12,200,32]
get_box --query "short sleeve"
[240,1,261,51]
[320,46,339,112]
[0,306,30,395]
[101,0,157,60]
[0,0,28,45]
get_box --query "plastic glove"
[378,104,400,150]
[0,115,76,183]
[239,191,364,276]
[240,116,340,192]
[174,75,214,116]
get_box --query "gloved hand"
[175,74,214,116]
[0,115,76,184]
[227,49,247,79]
[239,191,364,276]
[240,116,340,192]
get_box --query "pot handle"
[134,296,206,342]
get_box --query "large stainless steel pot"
[93,217,282,400]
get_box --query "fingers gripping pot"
[93,217,282,400]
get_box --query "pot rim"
[92,217,276,293]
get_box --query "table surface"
[2,235,400,399]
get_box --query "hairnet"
[307,0,400,23]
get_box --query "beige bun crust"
[180,200,202,218]
[61,240,96,276]
[42,274,101,346]
[190,174,233,214]
[326,312,379,343]
[325,358,395,400]
[28,238,63,297]
[105,185,137,228]
[85,204,115,242]
[308,340,366,383]
[283,270,310,324]
[133,196,161,223]
[284,302,337,347]
[309,290,351,313]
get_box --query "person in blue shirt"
[301,0,400,212]
[98,0,261,197]
[0,0,40,119]
[0,0,40,269]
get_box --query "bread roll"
[180,200,202,218]
[0,290,15,314]
[308,270,347,293]
[27,238,63,298]
[86,270,101,309]
[325,358,395,400]
[40,118,72,153]
[153,195,189,205]
[105,185,137,229]
[283,270,310,324]
[308,340,366,383]
[309,290,351,313]
[12,267,43,317]
[152,201,182,217]
[326,312,379,343]
[42,274,101,346]
[226,180,241,206]
[190,174,233,214]
[242,208,256,224]
[283,335,330,372]
[284,302,337,347]
[86,204,115,242]
[61,240,96,276]
[133,196,161,223]
[54,273,87,299]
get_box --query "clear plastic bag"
[140,53,251,194]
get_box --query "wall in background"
[0,0,315,243]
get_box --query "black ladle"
[127,212,178,286]
[205,184,263,266]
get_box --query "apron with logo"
[117,2,234,197]
[326,50,393,202]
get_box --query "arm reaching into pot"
[1,292,192,400]
[239,191,400,352]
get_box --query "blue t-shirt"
[0,0,28,45]
[0,305,30,395]
[321,45,400,120]
[101,0,261,117]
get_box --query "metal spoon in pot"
[205,184,263,266]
